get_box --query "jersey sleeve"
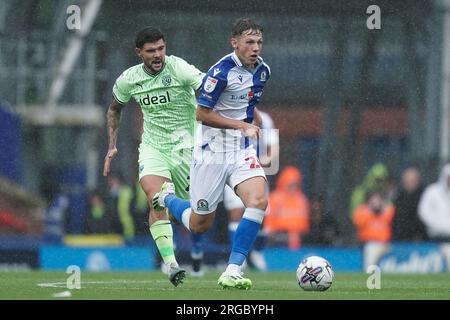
[112,72,132,104]
[175,57,205,90]
[197,67,227,109]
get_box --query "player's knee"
[190,218,214,234]
[247,195,268,210]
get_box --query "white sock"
[165,261,179,272]
[181,208,192,231]
[225,263,241,274]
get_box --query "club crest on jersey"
[260,71,267,82]
[197,199,209,211]
[162,75,172,86]
[204,76,218,93]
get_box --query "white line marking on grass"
[37,279,217,289]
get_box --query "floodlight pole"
[46,0,103,108]
[440,0,450,165]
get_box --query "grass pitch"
[0,271,449,300]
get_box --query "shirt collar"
[142,62,165,77]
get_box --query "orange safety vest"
[264,166,310,234]
[353,204,395,243]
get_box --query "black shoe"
[168,264,186,287]
[191,252,204,277]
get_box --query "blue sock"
[191,233,204,256]
[228,208,265,266]
[164,194,190,224]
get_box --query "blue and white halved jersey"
[196,52,271,152]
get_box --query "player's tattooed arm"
[103,97,124,176]
[197,105,260,139]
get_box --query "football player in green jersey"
[103,27,204,286]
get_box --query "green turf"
[0,271,449,299]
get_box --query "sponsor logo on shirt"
[138,91,171,106]
[204,76,218,93]
[201,93,213,100]
[230,90,261,101]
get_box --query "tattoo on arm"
[106,99,124,149]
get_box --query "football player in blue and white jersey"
[189,110,279,277]
[152,18,270,290]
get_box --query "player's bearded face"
[232,29,263,68]
[136,39,166,73]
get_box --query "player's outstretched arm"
[103,98,124,176]
[196,105,260,139]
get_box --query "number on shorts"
[245,156,261,169]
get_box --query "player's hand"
[241,123,261,140]
[103,147,118,177]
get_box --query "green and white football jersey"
[113,55,204,151]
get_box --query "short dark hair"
[231,18,263,37]
[135,27,165,48]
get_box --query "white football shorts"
[190,147,266,214]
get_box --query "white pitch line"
[37,279,216,289]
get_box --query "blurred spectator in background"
[302,193,339,246]
[353,191,395,269]
[107,173,135,240]
[385,176,398,203]
[350,163,389,218]
[265,166,310,250]
[392,167,427,241]
[418,164,450,241]
[85,189,112,234]
[0,209,28,234]
[44,192,69,242]
[132,181,150,236]
[418,164,450,271]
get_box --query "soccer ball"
[296,256,334,291]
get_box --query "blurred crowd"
[67,162,450,252]
[2,160,449,252]
[351,163,450,245]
